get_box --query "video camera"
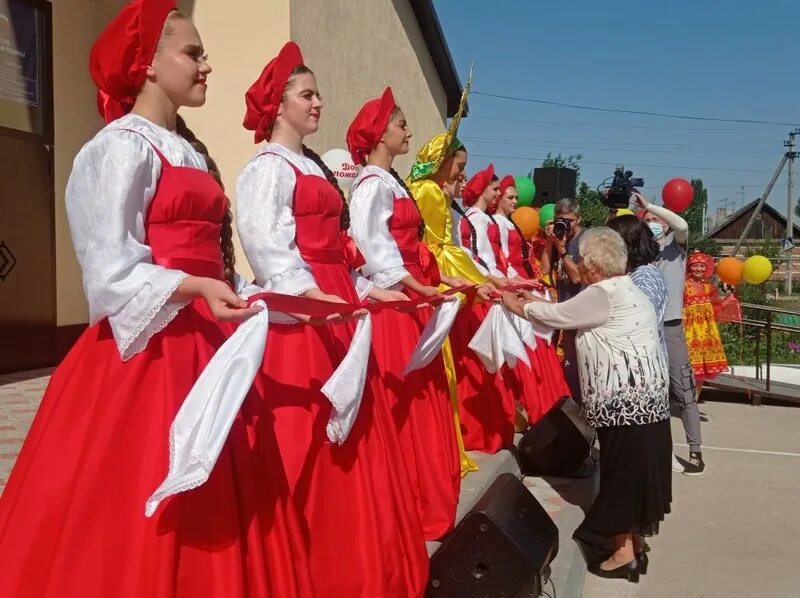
[602,164,644,209]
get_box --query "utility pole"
[784,129,799,294]
[702,194,708,234]
[733,154,788,255]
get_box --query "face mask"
[648,222,664,239]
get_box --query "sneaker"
[671,454,684,473]
[683,452,706,477]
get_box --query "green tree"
[683,178,707,236]
[575,181,606,227]
[684,178,720,254]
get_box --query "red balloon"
[662,178,694,212]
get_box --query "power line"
[462,134,779,147]
[471,91,800,127]
[462,137,779,155]
[467,114,780,132]
[704,184,788,189]
[471,153,774,173]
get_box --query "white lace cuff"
[113,270,189,361]
[263,267,318,296]
[371,266,410,290]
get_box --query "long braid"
[302,145,350,230]
[451,199,488,271]
[389,167,427,241]
[175,116,236,287]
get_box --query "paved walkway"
[582,398,800,598]
[0,368,50,494]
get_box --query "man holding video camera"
[603,164,705,477]
[541,198,585,402]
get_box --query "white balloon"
[321,148,360,191]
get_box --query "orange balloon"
[716,256,743,286]
[511,207,539,240]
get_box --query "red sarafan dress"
[456,210,517,450]
[0,117,312,598]
[235,144,428,598]
[349,166,459,541]
[497,215,570,422]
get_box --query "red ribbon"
[246,284,477,318]
[341,231,367,270]
[488,281,545,301]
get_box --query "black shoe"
[683,451,706,477]
[636,551,649,575]
[588,558,640,583]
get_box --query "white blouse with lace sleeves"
[235,150,318,295]
[349,168,410,289]
[65,124,196,361]
[465,208,503,277]
[523,285,610,330]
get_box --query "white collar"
[256,142,324,176]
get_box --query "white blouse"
[525,276,669,428]
[462,207,504,278]
[348,165,410,289]
[236,143,372,300]
[235,143,322,296]
[65,113,208,360]
[495,215,520,278]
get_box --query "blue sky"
[434,0,800,216]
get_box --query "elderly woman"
[503,228,671,583]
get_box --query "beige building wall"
[49,0,449,326]
[180,0,290,282]
[290,0,448,177]
[52,0,129,326]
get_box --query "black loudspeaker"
[532,167,577,206]
[427,473,558,598]
[517,397,594,477]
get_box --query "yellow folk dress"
[410,178,515,457]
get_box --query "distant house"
[705,199,799,285]
[706,200,800,245]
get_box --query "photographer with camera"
[541,199,585,299]
[540,198,585,402]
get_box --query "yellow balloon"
[742,255,773,284]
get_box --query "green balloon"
[539,203,556,228]
[514,176,536,207]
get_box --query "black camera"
[603,164,644,209]
[553,218,571,240]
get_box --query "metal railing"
[732,303,800,392]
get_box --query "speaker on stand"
[427,473,558,597]
[532,167,578,207]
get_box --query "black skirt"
[574,418,672,552]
